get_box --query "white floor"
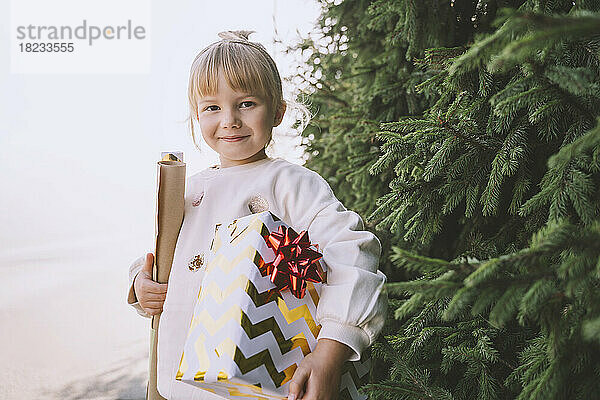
[0,250,150,400]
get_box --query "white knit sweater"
[127,156,388,399]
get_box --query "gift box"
[176,210,371,399]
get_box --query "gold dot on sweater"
[248,194,269,214]
[192,192,204,207]
[188,253,205,271]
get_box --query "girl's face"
[197,73,285,168]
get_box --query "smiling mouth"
[220,136,249,142]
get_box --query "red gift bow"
[261,225,324,299]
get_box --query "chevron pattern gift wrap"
[175,210,371,399]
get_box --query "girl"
[127,30,388,400]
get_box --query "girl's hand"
[133,253,168,315]
[287,338,354,400]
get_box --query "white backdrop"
[0,1,320,398]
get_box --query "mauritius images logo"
[10,0,151,74]
[16,19,147,46]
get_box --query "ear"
[273,101,287,127]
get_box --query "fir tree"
[284,0,516,279]
[291,0,600,399]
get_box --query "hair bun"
[218,30,256,41]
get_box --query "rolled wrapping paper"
[148,153,186,400]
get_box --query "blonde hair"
[187,30,311,152]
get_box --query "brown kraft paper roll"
[148,158,186,400]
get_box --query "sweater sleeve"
[127,255,152,319]
[276,167,388,362]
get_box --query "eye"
[204,105,219,111]
[240,101,255,108]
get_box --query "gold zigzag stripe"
[208,245,266,275]
[180,331,368,392]
[204,235,324,315]
[178,299,367,386]
[210,337,297,387]
[230,215,274,247]
[201,267,321,312]
[208,215,326,281]
[178,313,368,393]
[185,307,313,384]
[191,303,317,354]
[181,379,287,399]
[183,296,320,384]
[211,215,273,252]
[196,276,322,340]
[226,385,283,400]
[225,389,284,400]
[207,245,327,289]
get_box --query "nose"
[220,108,241,129]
